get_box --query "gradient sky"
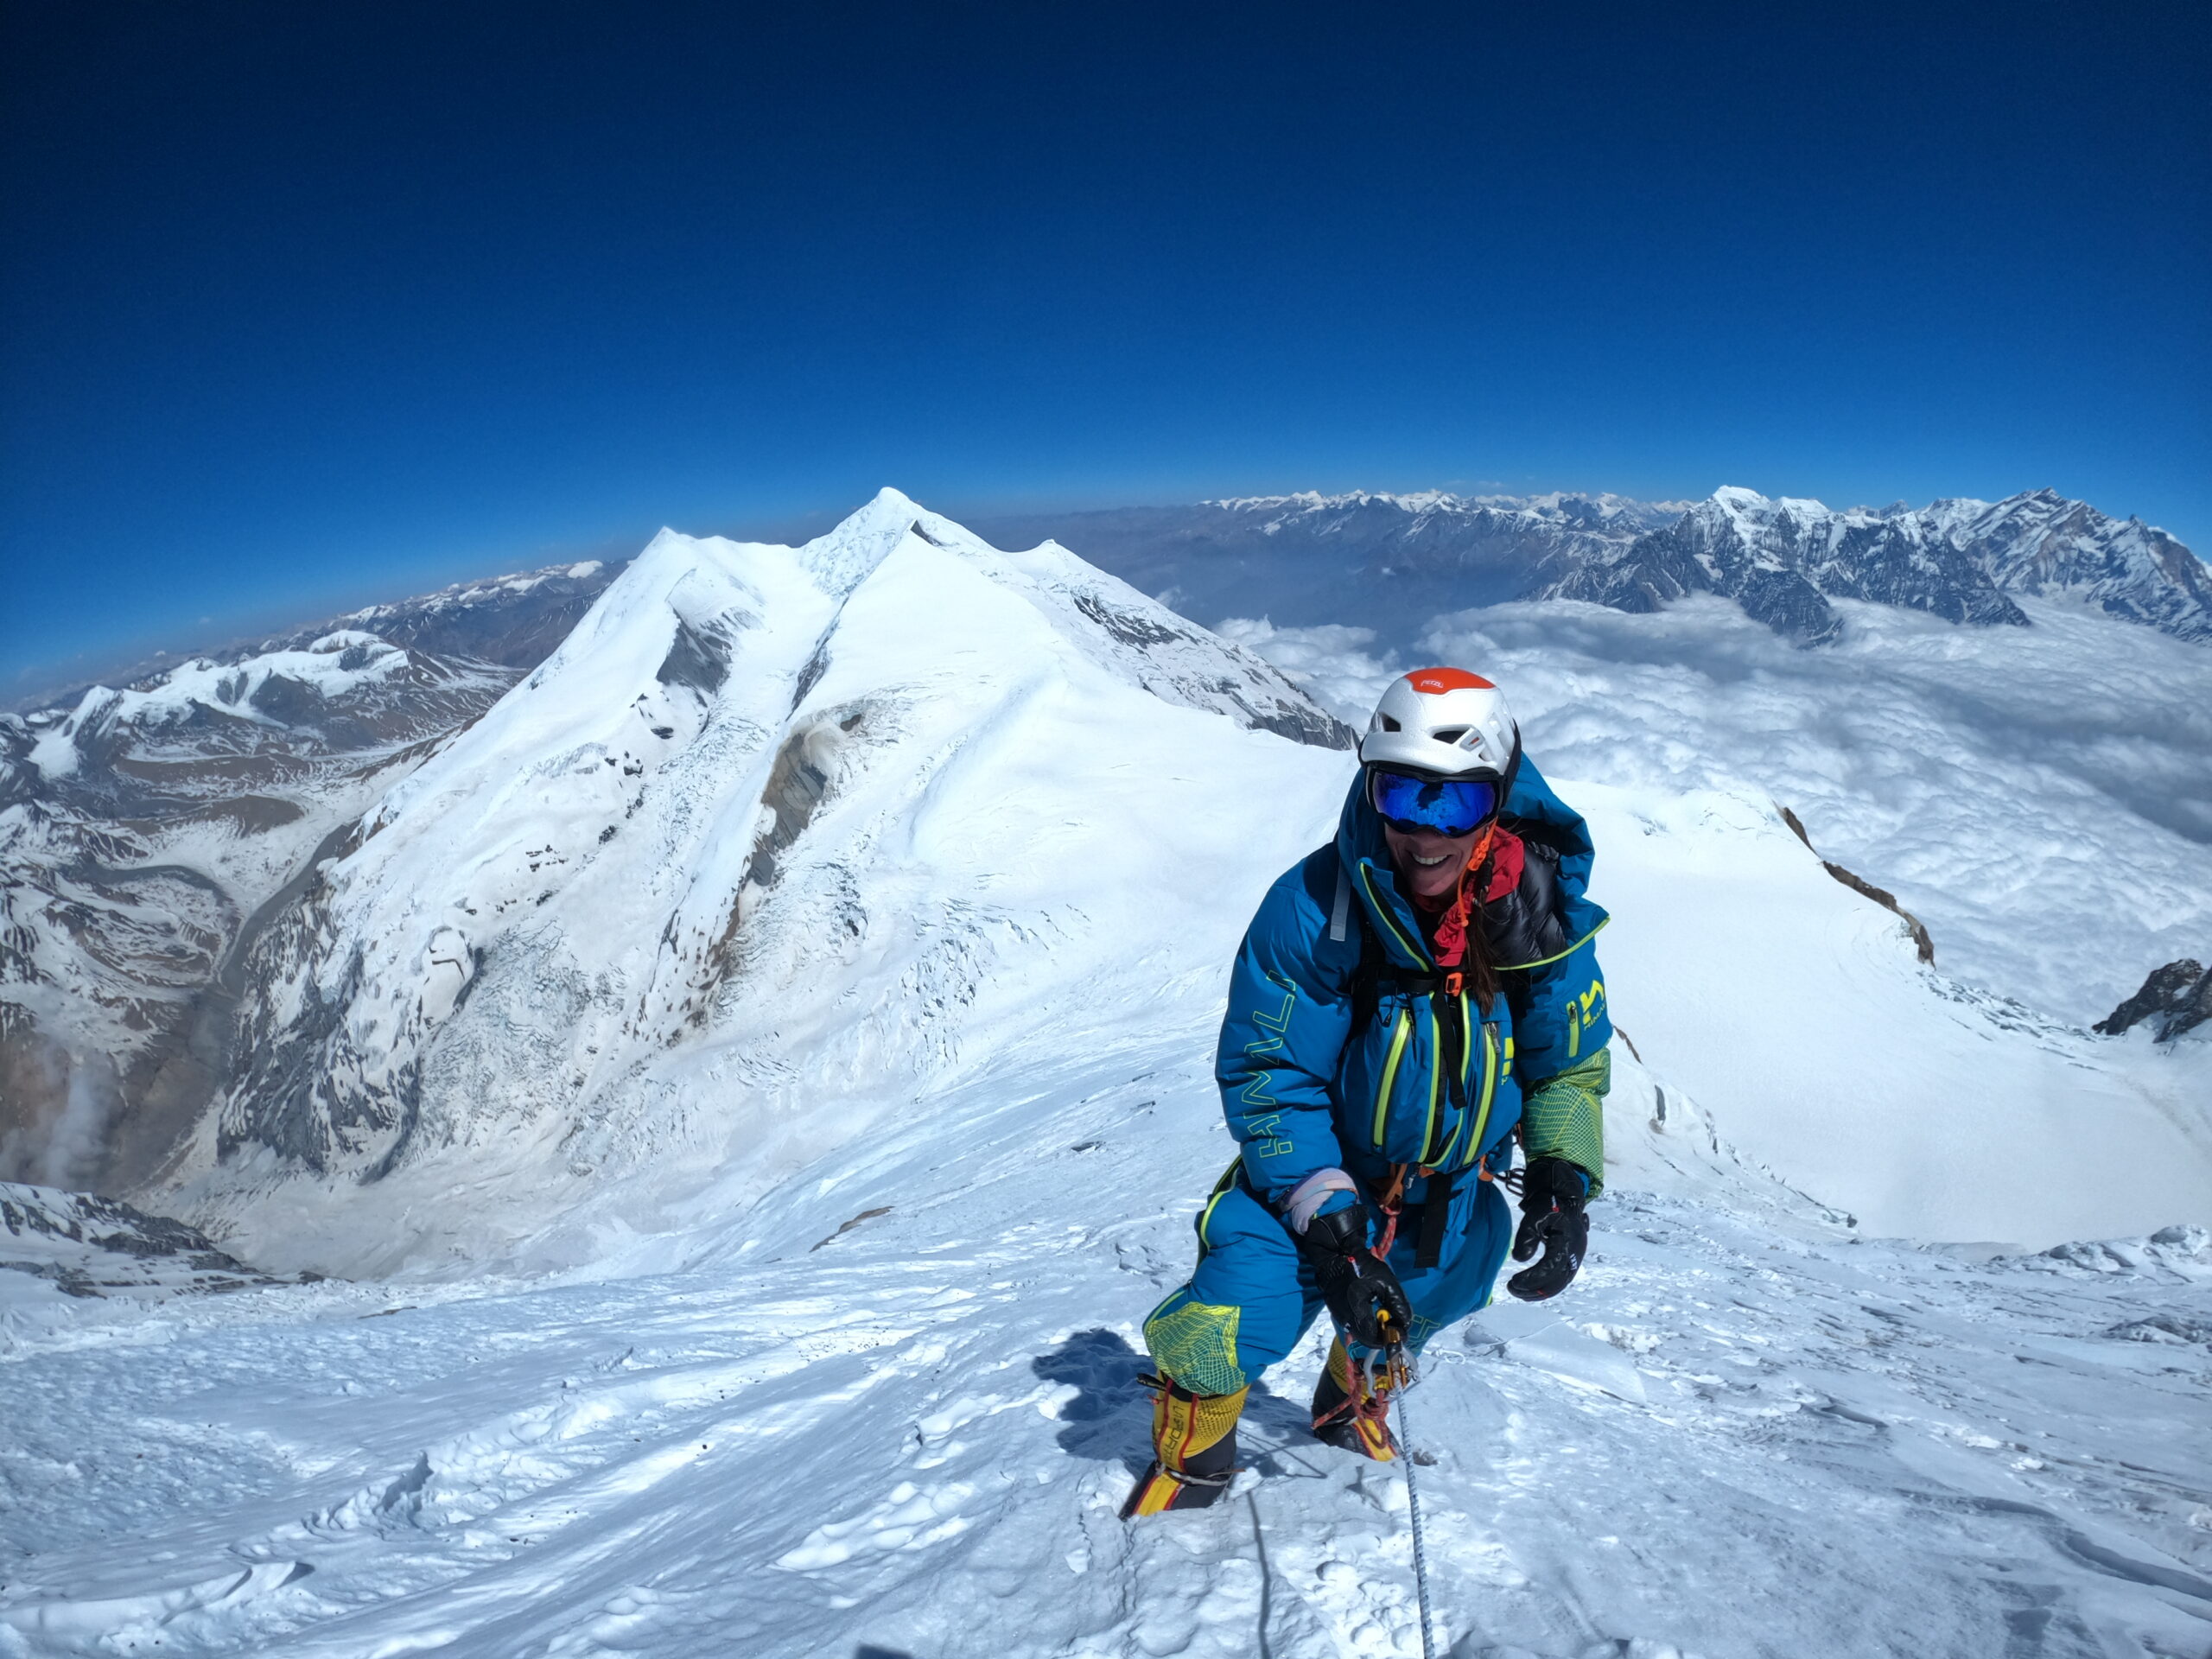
[3,1,2207,691]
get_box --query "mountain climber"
[1124,667,1612,1516]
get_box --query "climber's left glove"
[1507,1157,1589,1302]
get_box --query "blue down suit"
[1141,760,1612,1395]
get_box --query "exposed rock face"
[2094,960,2211,1044]
[985,486,2210,647]
[1933,489,2212,641]
[1551,488,2033,645]
[2,563,627,1195]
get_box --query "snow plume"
[164,490,1351,1276]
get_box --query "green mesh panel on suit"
[1142,1295,1246,1396]
[1521,1046,1610,1197]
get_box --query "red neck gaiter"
[1407,826,1523,968]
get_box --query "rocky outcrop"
[1777,805,1936,964]
[2094,960,2211,1043]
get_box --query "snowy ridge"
[162,491,1351,1274]
[1929,486,2212,639]
[1546,483,2212,645]
[327,561,607,632]
[21,632,430,782]
[1205,489,1692,531]
[1548,486,2027,642]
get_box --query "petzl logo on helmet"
[1407,668,1494,694]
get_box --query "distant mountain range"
[978,485,2212,645]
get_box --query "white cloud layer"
[1224,594,2212,1026]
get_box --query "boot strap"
[1161,1464,1237,1489]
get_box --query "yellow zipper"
[1358,861,1431,968]
[1197,1159,1241,1249]
[1372,1010,1410,1149]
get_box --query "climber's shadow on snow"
[1031,1330,1325,1480]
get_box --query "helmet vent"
[1379,714,1402,732]
[1432,727,1469,744]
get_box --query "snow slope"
[2,1023,2207,1658]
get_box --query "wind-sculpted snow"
[1,1034,2206,1657]
[170,491,1351,1274]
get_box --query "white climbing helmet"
[1357,667,1519,780]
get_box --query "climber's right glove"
[1297,1206,1414,1351]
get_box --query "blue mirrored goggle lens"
[1369,770,1498,836]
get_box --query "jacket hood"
[1334,756,1605,969]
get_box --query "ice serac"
[167,491,1351,1273]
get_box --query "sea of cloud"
[1220,594,2212,1027]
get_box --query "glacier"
[1,492,2209,1658]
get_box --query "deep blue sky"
[3,1,2207,692]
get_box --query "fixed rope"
[1389,1349,1439,1659]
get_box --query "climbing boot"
[1309,1336,1404,1461]
[1121,1374,1249,1517]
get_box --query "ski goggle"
[1368,768,1499,837]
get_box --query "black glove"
[1297,1206,1414,1350]
[1507,1157,1589,1302]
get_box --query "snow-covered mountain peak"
[1707,483,1767,511]
[164,493,1351,1272]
